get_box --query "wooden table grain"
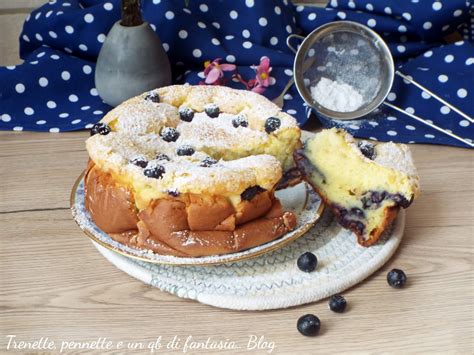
[1,3,473,354]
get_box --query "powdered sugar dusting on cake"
[86,85,301,200]
[374,142,419,181]
[103,99,179,135]
[339,130,419,193]
[177,112,269,150]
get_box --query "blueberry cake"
[295,128,419,246]
[84,85,301,257]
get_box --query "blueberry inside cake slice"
[295,128,419,246]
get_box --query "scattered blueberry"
[264,117,281,133]
[358,141,376,160]
[156,153,170,161]
[232,114,249,128]
[179,106,194,122]
[204,104,220,118]
[90,122,111,136]
[241,186,266,201]
[160,127,180,142]
[387,269,407,288]
[144,165,165,179]
[168,189,180,197]
[297,252,318,272]
[297,314,321,337]
[177,145,195,156]
[130,157,148,168]
[328,294,347,313]
[144,92,160,103]
[200,156,218,167]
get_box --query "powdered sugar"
[374,142,419,181]
[310,77,364,112]
[87,85,301,199]
[176,112,268,150]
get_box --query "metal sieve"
[287,21,473,147]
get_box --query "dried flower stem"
[121,0,143,27]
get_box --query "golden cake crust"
[84,85,302,256]
[86,85,301,209]
[85,163,297,257]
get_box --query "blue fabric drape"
[0,0,472,147]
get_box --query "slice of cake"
[295,128,419,246]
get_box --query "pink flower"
[203,58,236,84]
[201,56,272,95]
[252,56,272,88]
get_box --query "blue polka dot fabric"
[0,0,472,148]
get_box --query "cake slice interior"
[295,128,419,246]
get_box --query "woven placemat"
[93,209,404,310]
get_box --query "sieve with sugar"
[287,21,473,147]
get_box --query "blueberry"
[390,193,411,208]
[90,122,111,136]
[264,117,281,133]
[371,191,387,204]
[177,145,195,156]
[362,191,387,209]
[168,189,180,197]
[200,156,218,167]
[358,141,376,160]
[232,115,249,128]
[144,165,165,179]
[361,196,372,209]
[339,218,365,236]
[387,269,407,288]
[160,127,180,142]
[297,314,321,337]
[328,294,347,313]
[204,104,220,118]
[350,207,365,218]
[156,153,170,161]
[130,157,148,168]
[241,186,266,201]
[297,252,318,273]
[334,205,348,218]
[144,92,160,103]
[179,106,194,122]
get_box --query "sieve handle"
[383,102,474,148]
[395,71,473,124]
[286,34,305,54]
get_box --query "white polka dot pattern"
[0,0,471,148]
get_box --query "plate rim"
[70,171,324,266]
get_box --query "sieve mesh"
[293,21,394,120]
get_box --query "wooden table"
[1,130,473,354]
[1,4,473,354]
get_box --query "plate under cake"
[295,128,420,246]
[83,85,302,257]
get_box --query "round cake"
[84,85,302,257]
